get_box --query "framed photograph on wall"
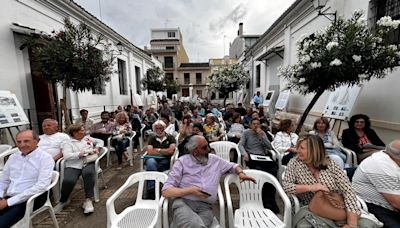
[262,90,275,107]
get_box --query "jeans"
[0,192,46,227]
[145,157,170,190]
[112,137,130,165]
[60,165,96,202]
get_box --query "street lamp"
[312,0,337,22]
[116,41,123,54]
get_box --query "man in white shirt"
[75,109,94,134]
[352,139,400,228]
[0,130,54,227]
[38,118,70,161]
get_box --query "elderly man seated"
[352,139,400,228]
[238,118,279,213]
[0,130,54,227]
[162,135,255,228]
[145,120,176,198]
[38,118,70,161]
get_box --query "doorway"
[28,49,58,134]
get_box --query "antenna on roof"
[98,0,102,20]
[164,19,170,28]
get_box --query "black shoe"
[143,189,155,200]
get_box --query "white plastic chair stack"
[12,171,60,228]
[162,184,225,228]
[107,131,136,167]
[224,169,292,228]
[209,141,241,165]
[59,146,108,202]
[106,171,168,228]
[0,147,17,170]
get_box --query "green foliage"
[24,18,114,93]
[278,11,400,94]
[165,79,180,95]
[208,63,250,98]
[277,11,400,133]
[142,66,165,92]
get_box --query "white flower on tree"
[278,11,400,133]
[352,55,361,62]
[326,41,339,51]
[310,62,322,69]
[330,59,342,66]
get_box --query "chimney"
[238,22,243,36]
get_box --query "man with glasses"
[144,120,176,198]
[162,135,255,227]
[238,118,279,213]
[90,111,114,146]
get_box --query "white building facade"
[0,0,158,134]
[242,0,400,142]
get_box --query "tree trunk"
[295,88,325,134]
[223,93,227,107]
[61,86,71,130]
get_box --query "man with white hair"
[38,118,69,161]
[352,139,400,227]
[144,120,176,198]
[162,135,255,228]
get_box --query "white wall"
[244,0,400,143]
[0,0,154,129]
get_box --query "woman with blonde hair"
[310,117,346,168]
[283,134,378,227]
[111,111,132,170]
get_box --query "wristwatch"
[157,148,161,154]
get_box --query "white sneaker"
[54,200,69,214]
[82,200,94,214]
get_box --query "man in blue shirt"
[253,91,262,108]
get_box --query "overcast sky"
[74,0,296,62]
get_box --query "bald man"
[38,118,69,161]
[0,130,54,227]
[352,139,400,228]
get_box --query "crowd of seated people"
[3,97,398,228]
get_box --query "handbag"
[309,190,347,221]
[84,153,98,164]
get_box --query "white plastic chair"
[162,185,225,228]
[224,169,292,228]
[106,171,168,228]
[340,145,358,167]
[12,171,60,228]
[0,147,18,170]
[0,144,12,154]
[139,123,146,152]
[210,141,241,165]
[59,146,108,202]
[107,131,136,167]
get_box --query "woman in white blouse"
[272,119,298,165]
[56,124,103,214]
